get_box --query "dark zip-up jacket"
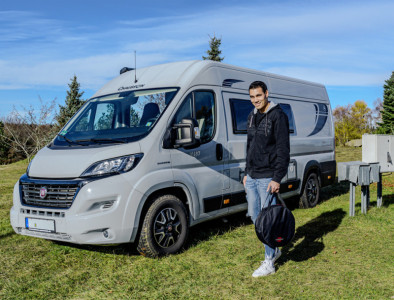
[245,101,290,183]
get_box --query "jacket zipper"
[249,114,253,128]
[265,114,268,136]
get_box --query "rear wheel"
[137,195,188,257]
[300,172,320,208]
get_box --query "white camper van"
[10,60,336,257]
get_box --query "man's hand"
[267,180,280,193]
[243,176,247,187]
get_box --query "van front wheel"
[300,173,320,208]
[137,195,188,258]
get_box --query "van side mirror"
[173,118,201,149]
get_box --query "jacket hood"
[253,100,279,115]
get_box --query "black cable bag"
[255,193,295,248]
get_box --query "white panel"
[362,134,394,172]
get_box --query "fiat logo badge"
[40,187,48,199]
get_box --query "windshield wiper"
[57,134,88,146]
[75,138,127,144]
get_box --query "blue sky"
[0,0,393,118]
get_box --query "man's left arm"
[268,111,290,192]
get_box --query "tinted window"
[229,99,296,135]
[173,94,192,124]
[229,99,253,134]
[195,92,215,143]
[173,91,216,144]
[278,103,296,134]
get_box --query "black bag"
[255,193,295,248]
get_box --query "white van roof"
[92,60,329,101]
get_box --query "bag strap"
[263,191,276,208]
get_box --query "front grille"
[21,182,79,208]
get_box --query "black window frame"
[171,89,217,145]
[229,98,296,135]
[229,98,253,134]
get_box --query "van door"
[170,89,230,218]
[222,91,251,213]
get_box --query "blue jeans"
[245,176,277,260]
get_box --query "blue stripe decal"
[308,103,328,136]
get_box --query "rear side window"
[229,99,253,134]
[278,103,296,134]
[229,99,296,135]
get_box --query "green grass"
[0,148,393,299]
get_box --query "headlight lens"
[81,154,143,177]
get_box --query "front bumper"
[10,174,144,244]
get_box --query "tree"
[376,72,394,134]
[351,100,373,132]
[1,99,57,162]
[333,105,355,146]
[0,120,11,164]
[372,97,383,129]
[56,75,85,128]
[333,100,372,146]
[202,35,224,62]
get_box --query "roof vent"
[222,79,244,87]
[120,67,135,74]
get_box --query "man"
[243,80,290,277]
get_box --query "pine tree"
[56,75,85,128]
[202,35,224,62]
[377,72,394,134]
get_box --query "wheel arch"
[301,160,322,192]
[130,184,195,242]
[299,160,322,208]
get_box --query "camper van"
[10,60,336,257]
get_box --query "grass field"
[0,147,393,299]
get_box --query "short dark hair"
[249,81,268,93]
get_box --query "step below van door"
[170,89,229,218]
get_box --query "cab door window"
[173,91,216,144]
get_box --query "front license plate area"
[25,218,55,233]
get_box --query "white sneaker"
[252,260,275,277]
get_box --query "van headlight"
[81,154,143,177]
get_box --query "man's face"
[249,87,269,112]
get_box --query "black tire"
[300,172,320,208]
[137,195,188,257]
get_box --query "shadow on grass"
[320,180,350,202]
[0,231,16,240]
[53,240,141,256]
[381,194,393,207]
[186,211,251,249]
[279,180,350,210]
[278,208,346,265]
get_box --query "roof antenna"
[134,50,138,83]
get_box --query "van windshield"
[52,88,178,147]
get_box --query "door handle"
[216,143,223,161]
